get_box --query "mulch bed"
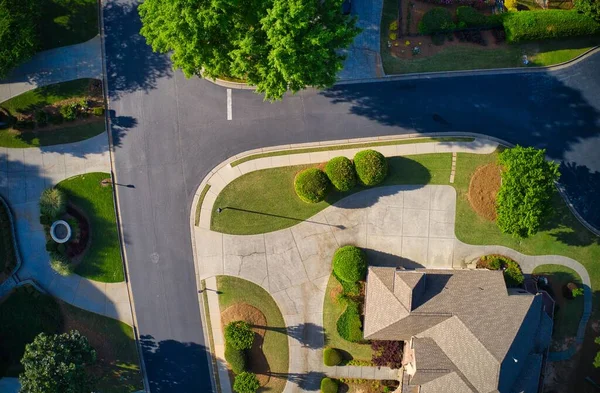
[467,163,501,221]
[221,303,271,386]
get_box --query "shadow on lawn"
[251,323,324,350]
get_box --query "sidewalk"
[0,36,102,102]
[0,133,132,325]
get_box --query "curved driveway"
[103,0,600,391]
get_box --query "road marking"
[227,89,232,120]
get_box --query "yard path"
[0,133,133,325]
[193,137,592,392]
[0,36,102,103]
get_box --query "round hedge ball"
[320,377,339,393]
[323,347,343,366]
[354,150,388,186]
[332,245,367,283]
[325,156,357,192]
[294,168,330,203]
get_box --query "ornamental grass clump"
[39,188,67,219]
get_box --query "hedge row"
[337,299,363,343]
[323,347,343,366]
[503,10,600,42]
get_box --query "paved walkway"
[0,36,102,102]
[192,137,592,392]
[338,0,383,80]
[0,133,132,325]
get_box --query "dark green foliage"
[35,111,48,127]
[325,157,357,192]
[92,107,105,116]
[418,8,456,35]
[224,321,255,350]
[0,201,17,276]
[139,0,360,100]
[320,377,339,393]
[294,168,330,203]
[594,337,600,368]
[332,246,367,283]
[19,330,97,393]
[575,0,600,22]
[503,259,524,287]
[60,104,78,121]
[337,299,363,342]
[371,340,403,369]
[225,343,246,374]
[487,256,502,270]
[456,7,487,26]
[354,150,388,186]
[0,0,40,78]
[323,347,343,366]
[503,10,600,42]
[233,372,260,393]
[496,146,560,237]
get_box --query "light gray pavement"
[338,0,383,80]
[0,133,132,325]
[0,36,102,102]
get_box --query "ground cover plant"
[0,285,142,392]
[0,79,105,148]
[217,276,288,393]
[55,173,123,282]
[371,340,403,369]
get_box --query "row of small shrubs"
[503,10,600,42]
[478,255,524,287]
[223,321,260,393]
[419,7,502,35]
[323,347,343,366]
[294,150,388,203]
[8,101,104,130]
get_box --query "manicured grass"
[194,184,211,226]
[0,286,142,392]
[39,0,99,51]
[56,173,124,283]
[217,276,288,393]
[532,264,584,341]
[211,154,451,235]
[1,79,92,115]
[230,137,471,167]
[0,121,105,148]
[0,200,17,276]
[527,36,600,66]
[323,275,373,362]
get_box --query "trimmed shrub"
[323,347,343,366]
[225,321,255,350]
[225,343,246,374]
[67,218,81,241]
[504,260,524,287]
[321,377,339,393]
[456,6,487,26]
[92,107,105,116]
[50,253,72,276]
[325,157,357,192]
[35,110,48,127]
[294,168,330,203]
[487,257,502,270]
[39,188,67,219]
[418,8,456,35]
[60,104,78,121]
[332,246,367,283]
[503,10,600,43]
[353,150,388,186]
[575,0,600,22]
[233,372,260,393]
[337,299,363,342]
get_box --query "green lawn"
[0,286,142,392]
[39,0,99,51]
[217,276,289,393]
[0,200,17,276]
[211,154,451,235]
[379,0,600,74]
[0,79,105,148]
[532,264,584,341]
[56,173,124,283]
[323,275,373,362]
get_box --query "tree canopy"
[496,146,560,237]
[575,0,600,22]
[0,0,40,77]
[138,0,359,100]
[19,331,96,393]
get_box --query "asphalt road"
[103,0,600,391]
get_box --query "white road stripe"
[227,89,232,120]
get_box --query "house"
[364,267,553,393]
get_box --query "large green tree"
[496,146,560,237]
[0,0,40,78]
[19,331,96,393]
[138,0,359,100]
[575,0,600,22]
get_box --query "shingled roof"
[364,267,552,393]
